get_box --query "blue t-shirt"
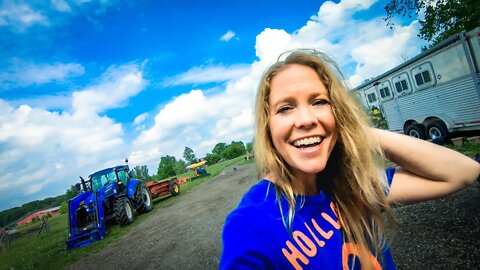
[220,168,396,270]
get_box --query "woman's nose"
[294,107,317,129]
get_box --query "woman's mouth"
[292,136,323,149]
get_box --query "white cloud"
[0,60,84,88]
[220,30,236,42]
[72,64,146,116]
[0,2,48,30]
[162,64,250,86]
[134,112,149,125]
[0,63,147,211]
[51,0,72,12]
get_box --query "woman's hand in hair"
[372,128,480,205]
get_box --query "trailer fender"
[423,114,454,130]
[126,179,141,199]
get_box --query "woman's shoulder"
[225,180,278,223]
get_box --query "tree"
[223,141,246,159]
[65,185,81,200]
[133,165,151,182]
[205,153,222,165]
[384,0,480,45]
[246,141,253,153]
[157,155,177,179]
[183,147,197,164]
[212,143,227,156]
[175,159,187,174]
[60,201,68,214]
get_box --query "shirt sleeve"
[385,167,396,188]
[220,213,274,269]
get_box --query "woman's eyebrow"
[269,96,295,109]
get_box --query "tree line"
[133,140,253,181]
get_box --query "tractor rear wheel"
[134,183,153,214]
[169,181,180,196]
[114,197,134,225]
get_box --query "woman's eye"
[277,106,292,114]
[313,99,329,106]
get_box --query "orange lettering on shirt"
[282,240,309,270]
[311,218,334,240]
[322,212,341,230]
[342,242,382,270]
[330,202,340,220]
[304,222,326,247]
[293,230,317,257]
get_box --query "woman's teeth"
[293,137,322,148]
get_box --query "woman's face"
[268,64,337,180]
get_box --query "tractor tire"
[169,181,180,196]
[406,124,426,140]
[427,121,448,141]
[134,182,153,214]
[114,196,134,226]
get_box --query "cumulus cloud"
[162,64,250,86]
[72,64,145,116]
[0,1,48,30]
[51,0,72,12]
[220,30,236,42]
[0,60,84,88]
[0,0,120,31]
[0,63,146,211]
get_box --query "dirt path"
[64,163,480,269]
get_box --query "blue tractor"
[66,163,153,249]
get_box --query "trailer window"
[392,72,411,96]
[414,70,431,85]
[411,62,436,90]
[367,92,377,103]
[394,80,409,93]
[379,87,390,98]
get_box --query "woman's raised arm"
[372,128,480,205]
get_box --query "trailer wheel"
[407,124,426,139]
[134,183,153,214]
[114,197,134,225]
[169,181,180,196]
[427,121,448,140]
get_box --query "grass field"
[0,155,249,270]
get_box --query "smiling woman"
[220,49,480,270]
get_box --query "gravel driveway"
[64,163,480,269]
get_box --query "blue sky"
[0,0,426,211]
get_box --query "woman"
[220,50,480,269]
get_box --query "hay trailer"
[146,177,184,198]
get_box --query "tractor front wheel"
[114,197,134,225]
[134,183,153,214]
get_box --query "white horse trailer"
[353,27,480,140]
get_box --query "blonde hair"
[254,49,394,269]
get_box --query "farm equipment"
[146,177,183,198]
[66,162,153,249]
[187,160,211,181]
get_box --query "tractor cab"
[89,165,130,193]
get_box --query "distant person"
[220,49,480,269]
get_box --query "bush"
[59,201,68,214]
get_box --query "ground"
[64,163,480,270]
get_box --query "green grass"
[0,155,249,270]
